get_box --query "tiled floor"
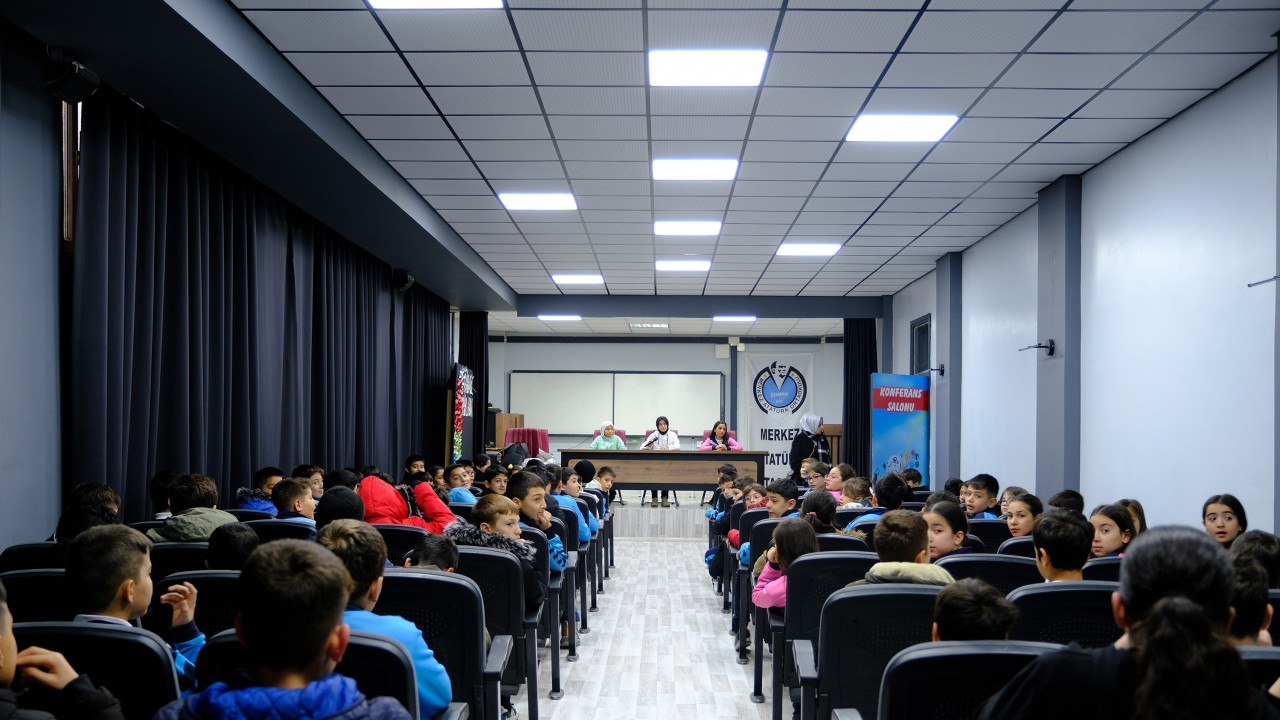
[510,535,773,720]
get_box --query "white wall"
[891,271,938,480]
[960,207,1039,489]
[489,338,846,451]
[1080,56,1277,530]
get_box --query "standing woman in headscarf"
[789,413,831,482]
[642,416,681,507]
[590,421,626,450]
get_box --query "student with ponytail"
[979,526,1280,719]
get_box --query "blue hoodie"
[153,673,410,720]
[343,607,451,717]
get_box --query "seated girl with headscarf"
[590,421,626,450]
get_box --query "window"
[910,315,931,375]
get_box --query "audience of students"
[445,495,546,615]
[507,471,568,573]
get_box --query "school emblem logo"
[753,361,807,414]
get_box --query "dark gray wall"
[934,253,962,480]
[0,20,64,546]
[1035,175,1082,499]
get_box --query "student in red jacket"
[357,475,455,533]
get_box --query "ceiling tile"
[404,52,530,85]
[776,11,915,52]
[892,181,982,197]
[565,161,650,179]
[756,87,866,116]
[1030,11,1195,53]
[997,53,1141,89]
[1160,10,1280,52]
[540,87,647,114]
[651,116,751,140]
[285,52,414,86]
[833,142,933,163]
[428,86,542,114]
[1043,117,1165,142]
[651,88,761,115]
[371,139,469,161]
[648,10,780,47]
[461,139,558,161]
[512,10,644,50]
[244,10,393,51]
[380,9,518,51]
[401,162,484,179]
[749,115,851,141]
[971,181,1048,198]
[449,115,551,139]
[738,162,826,181]
[764,53,891,87]
[928,142,1029,164]
[945,117,1058,142]
[743,141,839,162]
[908,163,1004,182]
[526,52,646,85]
[993,163,1092,182]
[410,179,493,195]
[559,139,649,160]
[813,181,900,197]
[347,115,451,139]
[823,163,914,181]
[476,161,565,179]
[733,180,818,196]
[968,88,1096,116]
[577,195,652,209]
[1075,89,1210,119]
[1018,142,1125,164]
[1115,53,1267,89]
[550,115,649,140]
[652,140,742,156]
[424,195,502,209]
[881,53,1015,88]
[319,86,435,115]
[862,87,984,114]
[904,11,1056,52]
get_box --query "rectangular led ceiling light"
[498,193,577,211]
[551,274,604,285]
[656,259,712,272]
[538,315,581,321]
[371,0,503,7]
[713,315,757,322]
[846,114,959,142]
[649,50,768,87]
[629,323,669,328]
[652,158,739,181]
[654,220,721,236]
[776,243,842,257]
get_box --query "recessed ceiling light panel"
[629,322,670,328]
[371,0,503,7]
[655,259,712,272]
[776,243,841,257]
[649,50,768,87]
[713,315,757,322]
[498,192,577,211]
[537,314,582,321]
[654,220,721,236]
[846,114,959,143]
[551,274,604,285]
[652,158,739,181]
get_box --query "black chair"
[769,551,881,720]
[743,517,781,671]
[794,584,943,720]
[997,536,1036,558]
[734,508,770,661]
[816,534,869,552]
[900,502,925,512]
[373,524,430,565]
[518,527,557,720]
[449,503,473,523]
[0,569,75,621]
[1268,589,1280,632]
[835,507,873,528]
[877,640,1063,719]
[244,519,314,542]
[1239,645,1280,692]
[583,488,614,572]
[936,554,1043,594]
[196,628,469,720]
[13,621,179,720]
[225,508,274,521]
[149,542,208,584]
[719,501,748,610]
[145,570,240,636]
[0,543,64,572]
[967,519,1012,552]
[963,535,986,553]
[551,504,583,662]
[129,520,165,533]
[376,569,513,720]
[1008,580,1122,648]
[575,496,603,601]
[1082,556,1122,582]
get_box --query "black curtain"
[458,311,489,460]
[842,319,878,477]
[70,89,451,521]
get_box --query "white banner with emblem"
[739,352,816,481]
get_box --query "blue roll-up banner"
[870,373,930,487]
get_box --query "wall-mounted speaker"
[392,268,415,292]
[43,50,99,104]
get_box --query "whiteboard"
[506,371,725,439]
[615,373,724,444]
[509,372,613,436]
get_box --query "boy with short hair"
[235,467,283,516]
[155,540,411,720]
[764,479,802,520]
[901,468,923,501]
[150,470,182,520]
[315,486,365,531]
[805,463,831,495]
[316,521,451,717]
[850,510,955,587]
[479,467,508,497]
[1047,489,1085,514]
[549,471,592,544]
[1032,509,1093,582]
[1230,556,1274,647]
[932,578,1018,641]
[270,478,317,535]
[403,535,460,572]
[403,455,426,482]
[964,474,1001,519]
[292,464,326,502]
[506,471,568,572]
[586,466,616,512]
[1233,530,1280,589]
[206,523,260,571]
[848,473,909,529]
[66,526,205,681]
[148,474,237,543]
[0,579,125,720]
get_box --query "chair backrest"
[449,503,473,523]
[747,518,782,570]
[900,502,924,512]
[147,570,240,637]
[1007,580,1122,648]
[14,621,179,720]
[835,507,874,528]
[967,519,1013,551]
[453,547,528,687]
[149,541,209,583]
[243,519,314,542]
[0,542,64,572]
[591,429,627,442]
[576,496,598,524]
[737,508,770,559]
[1239,646,1280,692]
[129,520,165,533]
[964,534,986,553]
[701,429,737,441]
[1082,556,1122,582]
[816,533,870,552]
[814,585,943,719]
[553,505,580,552]
[0,569,75,621]
[878,641,1063,720]
[376,570,489,718]
[784,551,881,646]
[1269,589,1280,633]
[372,524,430,565]
[520,527,552,585]
[225,508,274,521]
[727,499,746,532]
[997,536,1037,558]
[197,629,421,719]
[936,554,1043,594]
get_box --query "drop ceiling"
[489,311,846,336]
[230,1,1274,299]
